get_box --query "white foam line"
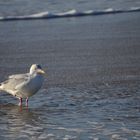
[0,7,140,21]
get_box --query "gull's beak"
[37,69,46,75]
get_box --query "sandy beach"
[0,11,140,139]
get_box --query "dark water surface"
[0,13,140,139]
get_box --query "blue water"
[0,0,140,21]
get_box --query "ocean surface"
[0,0,140,140]
[0,0,140,21]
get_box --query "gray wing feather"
[8,73,29,79]
[0,73,29,91]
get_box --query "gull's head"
[30,64,45,75]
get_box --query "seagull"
[0,64,45,106]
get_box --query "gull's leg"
[26,97,29,107]
[19,97,22,106]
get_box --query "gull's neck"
[29,69,37,75]
[30,70,34,75]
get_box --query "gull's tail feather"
[0,83,3,91]
[0,82,14,96]
[0,83,4,91]
[0,84,2,91]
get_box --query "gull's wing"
[0,73,30,93]
[8,73,29,79]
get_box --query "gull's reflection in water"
[0,103,44,139]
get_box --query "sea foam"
[0,7,140,21]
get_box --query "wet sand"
[0,12,140,139]
[0,12,140,87]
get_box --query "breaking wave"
[0,7,140,21]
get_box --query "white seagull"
[0,64,45,106]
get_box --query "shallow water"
[0,83,140,140]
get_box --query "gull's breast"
[19,75,44,98]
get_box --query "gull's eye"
[37,64,42,69]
